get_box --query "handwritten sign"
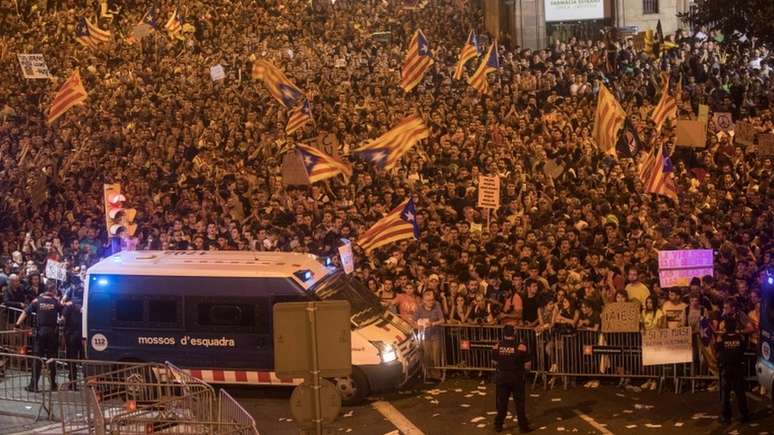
[757,133,774,156]
[338,239,354,274]
[675,119,707,148]
[601,302,641,333]
[477,175,500,209]
[210,64,225,81]
[658,249,713,288]
[45,260,68,282]
[642,326,692,366]
[17,54,51,79]
[734,121,756,146]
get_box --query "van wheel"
[333,368,369,405]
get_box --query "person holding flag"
[468,41,499,93]
[453,30,479,80]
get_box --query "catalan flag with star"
[468,41,499,93]
[357,199,420,253]
[286,99,313,135]
[252,59,304,108]
[400,30,434,92]
[453,30,479,80]
[296,144,352,183]
[75,17,111,49]
[354,115,429,171]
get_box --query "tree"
[679,0,774,46]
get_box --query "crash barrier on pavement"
[432,324,759,393]
[0,351,258,434]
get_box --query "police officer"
[715,303,750,424]
[493,325,532,433]
[15,287,62,392]
[62,298,83,387]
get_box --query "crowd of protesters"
[0,0,772,388]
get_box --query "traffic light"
[103,183,137,237]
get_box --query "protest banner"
[601,302,641,332]
[675,119,707,148]
[757,133,774,156]
[657,249,713,288]
[338,239,354,274]
[477,175,500,209]
[734,121,756,146]
[642,326,692,366]
[45,260,68,282]
[210,64,225,81]
[17,54,51,79]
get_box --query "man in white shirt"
[662,287,688,329]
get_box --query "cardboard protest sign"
[734,121,756,146]
[697,104,709,122]
[601,302,641,332]
[543,159,565,179]
[642,326,692,366]
[713,112,734,132]
[658,249,713,288]
[17,54,51,79]
[280,151,311,186]
[675,120,707,148]
[210,64,225,81]
[338,239,354,274]
[45,260,68,281]
[757,133,774,156]
[477,175,500,209]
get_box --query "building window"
[643,0,659,14]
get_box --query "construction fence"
[0,351,259,434]
[432,323,759,393]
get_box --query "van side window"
[115,299,143,323]
[198,303,255,327]
[149,299,179,325]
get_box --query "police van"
[83,251,420,403]
[757,272,774,403]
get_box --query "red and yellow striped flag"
[47,70,88,124]
[400,30,434,92]
[592,84,626,156]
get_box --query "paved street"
[229,376,774,435]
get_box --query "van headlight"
[372,341,398,363]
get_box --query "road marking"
[372,400,425,435]
[573,409,614,435]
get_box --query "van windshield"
[312,273,385,327]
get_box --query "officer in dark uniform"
[715,315,750,424]
[15,288,62,392]
[493,325,532,433]
[62,299,83,387]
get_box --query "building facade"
[485,0,694,50]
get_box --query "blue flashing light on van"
[83,251,420,404]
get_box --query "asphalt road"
[227,375,774,435]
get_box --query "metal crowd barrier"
[432,324,760,394]
[0,349,258,434]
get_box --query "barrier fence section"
[433,323,759,393]
[0,349,258,434]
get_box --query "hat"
[503,325,515,337]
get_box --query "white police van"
[83,251,420,403]
[757,271,774,403]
